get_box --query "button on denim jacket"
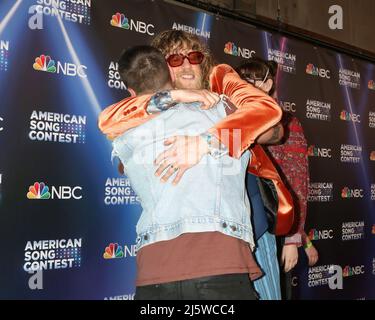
[112,101,254,251]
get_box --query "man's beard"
[173,71,203,90]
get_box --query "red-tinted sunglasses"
[166,51,204,67]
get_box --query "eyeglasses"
[166,51,204,67]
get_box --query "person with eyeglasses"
[99,30,294,300]
[236,57,319,300]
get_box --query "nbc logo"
[341,187,364,198]
[340,110,360,123]
[103,243,124,259]
[368,80,375,90]
[308,145,332,158]
[33,54,56,73]
[110,12,154,35]
[279,101,296,113]
[343,265,365,277]
[33,54,87,78]
[370,151,375,161]
[110,13,129,29]
[27,182,50,199]
[27,182,82,200]
[306,63,331,79]
[224,42,255,59]
[308,228,334,240]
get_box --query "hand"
[281,244,298,272]
[171,89,220,110]
[256,123,284,145]
[154,135,209,185]
[305,244,319,266]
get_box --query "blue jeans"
[135,273,258,300]
[253,231,281,300]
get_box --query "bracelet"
[200,132,228,159]
[304,241,313,249]
[147,90,176,113]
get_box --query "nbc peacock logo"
[343,265,351,277]
[33,55,56,73]
[27,182,51,199]
[110,12,129,29]
[223,42,255,59]
[340,110,349,121]
[224,42,237,56]
[307,145,317,157]
[103,243,124,259]
[342,265,365,277]
[308,229,319,240]
[341,187,350,198]
[306,63,316,75]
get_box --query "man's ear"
[263,79,273,93]
[128,88,136,97]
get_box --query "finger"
[209,91,220,104]
[154,147,176,166]
[309,257,316,267]
[172,167,187,185]
[198,96,210,109]
[203,90,217,108]
[285,260,293,272]
[192,90,211,109]
[164,136,177,146]
[284,263,290,273]
[190,90,209,109]
[160,165,179,183]
[291,259,298,269]
[154,161,173,177]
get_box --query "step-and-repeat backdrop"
[0,0,374,299]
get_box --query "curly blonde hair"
[151,30,215,89]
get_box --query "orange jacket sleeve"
[208,64,282,158]
[248,145,295,236]
[98,94,155,140]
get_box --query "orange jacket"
[98,64,294,235]
[248,145,294,235]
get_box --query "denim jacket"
[112,101,254,251]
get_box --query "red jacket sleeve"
[98,94,154,139]
[208,64,283,159]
